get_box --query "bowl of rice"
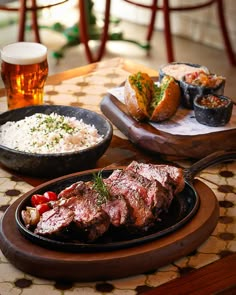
[0,105,113,177]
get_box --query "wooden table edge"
[144,252,236,294]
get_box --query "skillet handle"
[184,150,236,183]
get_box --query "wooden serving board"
[0,179,219,282]
[100,93,236,159]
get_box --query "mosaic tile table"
[0,58,235,295]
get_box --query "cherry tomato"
[43,191,57,201]
[36,203,51,215]
[31,194,48,207]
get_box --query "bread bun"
[124,72,181,122]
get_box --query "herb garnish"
[130,72,143,92]
[149,79,170,112]
[92,171,110,205]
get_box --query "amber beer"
[1,42,48,110]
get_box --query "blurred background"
[0,0,235,99]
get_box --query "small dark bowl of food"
[180,70,226,109]
[159,62,225,109]
[193,94,233,127]
[0,105,113,177]
[159,62,210,82]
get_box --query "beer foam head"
[1,42,47,65]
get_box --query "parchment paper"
[109,86,236,136]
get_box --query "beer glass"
[0,42,48,110]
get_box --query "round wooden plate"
[0,179,219,281]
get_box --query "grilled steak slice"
[63,183,110,242]
[129,169,172,216]
[101,196,132,227]
[57,181,85,199]
[35,182,110,241]
[104,169,155,229]
[59,179,131,228]
[126,161,185,194]
[34,205,74,236]
[107,168,171,217]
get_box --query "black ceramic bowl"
[179,73,225,109]
[159,62,210,82]
[193,94,233,127]
[159,62,225,109]
[0,105,113,177]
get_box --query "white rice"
[0,113,104,154]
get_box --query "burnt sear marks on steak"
[126,161,185,194]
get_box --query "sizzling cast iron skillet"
[15,150,236,252]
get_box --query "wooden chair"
[79,0,111,63]
[122,0,236,66]
[0,0,68,43]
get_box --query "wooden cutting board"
[100,93,236,159]
[0,179,219,282]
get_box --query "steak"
[33,161,185,242]
[34,205,74,236]
[104,169,155,229]
[61,180,132,227]
[57,181,85,199]
[35,181,111,241]
[64,194,110,242]
[101,196,132,227]
[126,161,185,194]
